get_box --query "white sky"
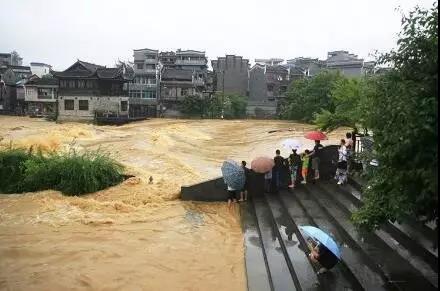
[0,0,434,70]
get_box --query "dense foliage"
[0,148,124,195]
[314,77,374,132]
[280,70,343,122]
[351,3,438,230]
[181,94,247,118]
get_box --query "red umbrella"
[304,130,327,141]
[251,156,275,173]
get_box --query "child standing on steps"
[301,150,310,184]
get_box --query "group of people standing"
[226,132,355,208]
[268,140,324,192]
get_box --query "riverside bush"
[0,148,124,195]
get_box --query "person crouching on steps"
[301,150,310,184]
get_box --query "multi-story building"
[16,75,58,117]
[158,49,209,116]
[0,53,12,67]
[0,65,32,113]
[0,52,22,67]
[30,62,52,78]
[285,57,325,77]
[211,55,249,97]
[247,62,289,118]
[325,50,364,77]
[52,60,155,122]
[130,48,159,101]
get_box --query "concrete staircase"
[241,180,438,291]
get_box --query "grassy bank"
[0,148,124,195]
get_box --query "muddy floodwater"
[0,116,346,291]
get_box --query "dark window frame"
[78,100,89,111]
[64,99,74,110]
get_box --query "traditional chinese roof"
[26,77,58,86]
[51,60,133,81]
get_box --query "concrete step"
[315,181,438,287]
[283,188,387,291]
[348,176,438,240]
[252,197,298,291]
[240,202,272,291]
[303,184,437,291]
[263,193,321,291]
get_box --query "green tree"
[223,94,248,118]
[314,76,376,132]
[180,95,202,116]
[352,3,438,230]
[280,70,343,122]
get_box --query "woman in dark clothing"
[288,149,302,189]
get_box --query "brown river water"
[0,116,346,291]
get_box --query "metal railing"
[175,59,207,65]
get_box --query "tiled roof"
[51,60,133,80]
[96,68,121,79]
[26,77,58,86]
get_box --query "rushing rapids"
[0,116,346,290]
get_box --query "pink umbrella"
[251,156,275,173]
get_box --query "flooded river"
[0,116,345,290]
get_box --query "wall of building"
[58,96,129,121]
[31,65,51,77]
[248,66,267,102]
[213,55,248,96]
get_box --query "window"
[68,80,75,88]
[86,80,94,88]
[79,100,89,111]
[78,80,85,88]
[137,63,143,69]
[60,80,67,88]
[64,100,74,110]
[121,101,128,111]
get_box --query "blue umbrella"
[299,225,341,259]
[221,160,245,190]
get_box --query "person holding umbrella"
[221,160,245,209]
[304,131,327,181]
[300,225,341,274]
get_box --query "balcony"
[175,59,207,66]
[134,67,157,75]
[193,79,205,86]
[144,58,158,64]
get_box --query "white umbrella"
[281,138,302,151]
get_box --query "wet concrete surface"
[304,184,437,291]
[253,198,298,291]
[331,181,438,262]
[315,182,439,287]
[290,188,379,291]
[240,203,272,291]
[264,194,321,291]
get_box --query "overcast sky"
[0,0,434,70]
